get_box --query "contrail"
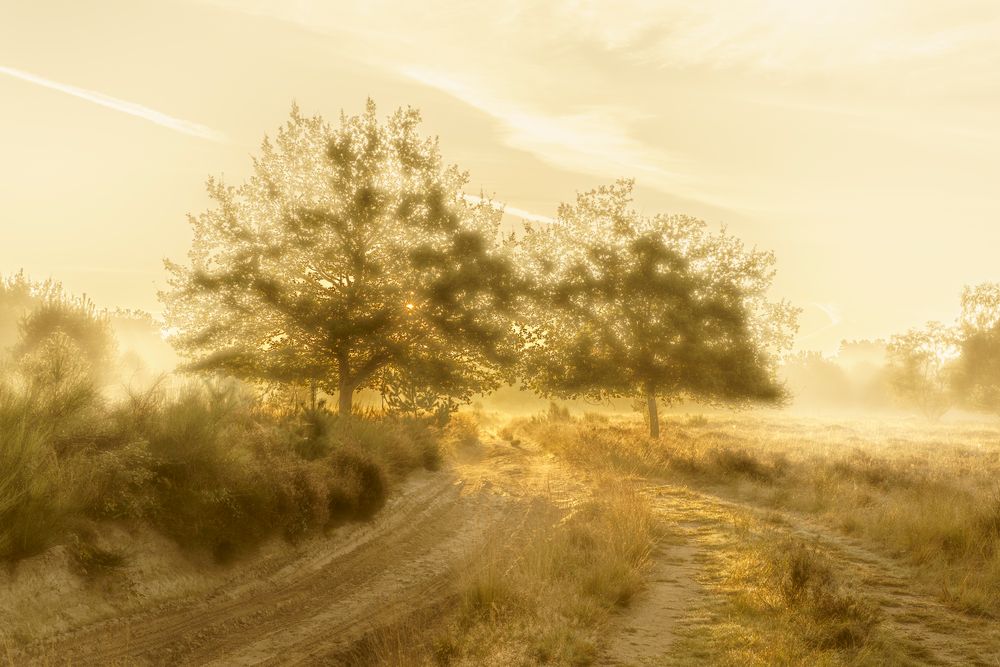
[798,302,843,340]
[462,194,553,224]
[0,65,227,143]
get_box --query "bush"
[0,372,443,565]
[0,392,70,561]
[328,449,388,523]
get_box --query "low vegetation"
[518,412,1000,618]
[349,479,659,666]
[0,373,440,566]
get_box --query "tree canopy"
[953,283,1000,414]
[518,180,797,436]
[162,101,522,415]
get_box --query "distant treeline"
[783,285,1000,419]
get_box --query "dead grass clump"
[708,447,774,482]
[443,411,481,451]
[546,401,572,422]
[684,414,709,427]
[67,531,127,578]
[775,542,880,650]
[975,490,1000,540]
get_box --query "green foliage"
[162,100,522,414]
[518,180,797,436]
[378,364,457,424]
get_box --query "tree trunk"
[646,393,660,438]
[338,382,353,416]
[337,352,353,416]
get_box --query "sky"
[2,0,999,354]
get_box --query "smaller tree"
[885,322,958,419]
[519,180,797,437]
[953,283,1000,414]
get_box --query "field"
[4,406,999,665]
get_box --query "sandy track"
[603,482,1000,666]
[15,438,561,666]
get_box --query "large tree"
[519,180,797,437]
[162,101,521,415]
[953,283,1000,414]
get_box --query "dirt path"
[602,482,1000,666]
[13,436,580,666]
[602,541,702,665]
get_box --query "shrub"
[0,393,69,561]
[328,449,388,523]
[83,440,157,520]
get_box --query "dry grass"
[519,412,1000,619]
[347,479,659,666]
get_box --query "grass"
[517,412,1000,618]
[664,512,910,666]
[346,479,659,666]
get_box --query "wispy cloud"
[402,66,715,204]
[0,65,227,143]
[545,0,1000,79]
[461,194,553,224]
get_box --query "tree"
[162,101,522,415]
[519,180,797,437]
[885,321,958,419]
[953,283,1000,414]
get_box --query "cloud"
[544,0,1000,79]
[402,66,715,205]
[0,65,227,143]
